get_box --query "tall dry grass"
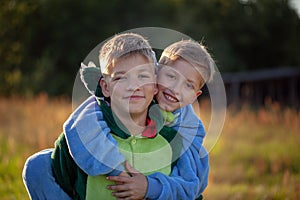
[202,102,300,200]
[0,94,72,199]
[0,95,299,199]
[0,94,72,151]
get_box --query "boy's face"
[101,54,157,118]
[156,59,202,112]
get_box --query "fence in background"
[221,67,300,108]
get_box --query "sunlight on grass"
[0,95,299,199]
[0,134,31,200]
[0,95,71,200]
[202,102,300,200]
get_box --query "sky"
[290,0,300,16]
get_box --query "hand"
[106,161,148,200]
[114,170,131,185]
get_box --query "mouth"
[126,95,144,101]
[163,92,179,103]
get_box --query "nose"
[170,79,183,95]
[126,77,139,91]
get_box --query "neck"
[112,109,147,136]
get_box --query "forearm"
[146,148,209,200]
[171,104,206,153]
[65,126,125,176]
[64,96,125,176]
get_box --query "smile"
[163,92,178,103]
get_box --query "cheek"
[183,91,197,104]
[157,84,164,92]
[157,80,170,91]
[110,85,123,97]
[153,84,158,95]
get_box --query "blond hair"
[99,33,155,75]
[159,39,215,88]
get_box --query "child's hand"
[114,170,131,185]
[106,161,147,200]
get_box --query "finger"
[116,197,132,200]
[107,184,128,191]
[106,176,131,183]
[115,181,123,185]
[112,190,133,198]
[119,171,130,177]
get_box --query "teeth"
[165,93,177,102]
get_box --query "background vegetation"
[1,0,300,96]
[1,0,300,199]
[0,96,299,199]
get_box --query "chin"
[161,105,176,112]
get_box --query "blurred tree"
[0,0,299,96]
[173,0,300,72]
[0,0,39,95]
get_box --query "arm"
[146,104,208,199]
[107,146,209,200]
[172,104,205,153]
[146,146,209,200]
[107,104,209,199]
[64,96,125,176]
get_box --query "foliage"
[201,102,300,199]
[1,0,300,96]
[0,96,299,199]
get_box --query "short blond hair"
[99,33,155,75]
[159,40,215,88]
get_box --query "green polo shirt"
[86,134,172,199]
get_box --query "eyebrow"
[112,68,153,76]
[187,78,197,85]
[111,71,126,77]
[138,68,153,73]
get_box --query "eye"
[166,73,176,79]
[112,75,126,82]
[186,82,195,89]
[138,73,151,79]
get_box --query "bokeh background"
[0,0,300,199]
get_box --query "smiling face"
[156,58,202,112]
[100,54,157,124]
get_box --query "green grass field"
[0,95,299,199]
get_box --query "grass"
[0,134,31,200]
[0,95,299,199]
[0,94,71,200]
[201,103,300,200]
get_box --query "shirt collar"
[141,118,157,138]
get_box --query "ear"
[190,90,202,103]
[99,78,110,97]
[196,90,202,97]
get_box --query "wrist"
[145,176,162,199]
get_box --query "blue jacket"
[64,96,209,199]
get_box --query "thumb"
[125,161,139,175]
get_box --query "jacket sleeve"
[145,104,209,199]
[172,104,206,153]
[146,146,209,200]
[64,96,125,176]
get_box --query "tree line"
[1,0,300,96]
